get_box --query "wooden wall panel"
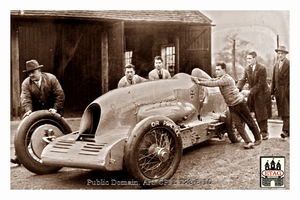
[61,25,102,117]
[108,22,124,90]
[14,22,102,118]
[18,25,56,84]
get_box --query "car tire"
[14,110,72,174]
[124,115,182,188]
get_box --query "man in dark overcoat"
[20,59,65,116]
[11,59,65,165]
[271,46,290,138]
[237,51,272,141]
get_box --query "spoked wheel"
[225,108,242,143]
[124,116,182,188]
[14,110,72,174]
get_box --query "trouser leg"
[237,101,261,141]
[257,119,268,133]
[282,116,290,134]
[258,119,268,139]
[229,106,251,143]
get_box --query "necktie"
[248,66,253,84]
[279,61,283,71]
[158,71,162,79]
[35,81,40,88]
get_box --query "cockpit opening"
[78,103,101,141]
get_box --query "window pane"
[165,46,175,76]
[125,51,133,64]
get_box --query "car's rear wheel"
[14,110,72,174]
[124,116,182,188]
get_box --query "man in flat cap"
[271,46,290,138]
[11,59,65,165]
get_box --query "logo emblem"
[260,156,285,188]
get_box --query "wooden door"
[61,24,102,117]
[179,26,212,76]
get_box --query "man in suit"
[118,64,147,88]
[148,56,171,80]
[11,59,65,165]
[271,46,290,138]
[237,51,272,141]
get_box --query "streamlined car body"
[14,68,240,188]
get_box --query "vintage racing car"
[14,68,241,188]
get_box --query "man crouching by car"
[11,59,65,165]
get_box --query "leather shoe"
[280,131,289,138]
[254,139,262,146]
[243,142,254,149]
[262,135,269,140]
[10,157,21,165]
[261,132,269,140]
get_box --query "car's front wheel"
[124,116,182,188]
[14,110,72,174]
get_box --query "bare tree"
[215,33,251,63]
[214,33,276,82]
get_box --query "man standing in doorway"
[148,56,171,80]
[271,46,290,138]
[237,51,272,141]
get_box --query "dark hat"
[275,46,289,54]
[23,59,43,73]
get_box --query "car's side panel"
[41,130,128,170]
